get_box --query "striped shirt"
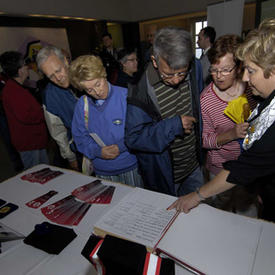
[154,79,198,183]
[200,82,243,175]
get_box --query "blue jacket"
[42,82,78,161]
[72,84,137,176]
[125,58,203,195]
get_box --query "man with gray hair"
[36,45,79,171]
[125,26,204,196]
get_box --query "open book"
[93,187,273,275]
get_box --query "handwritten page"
[93,187,177,249]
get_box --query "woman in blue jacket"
[70,55,142,187]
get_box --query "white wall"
[0,0,255,22]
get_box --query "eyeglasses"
[160,70,188,80]
[209,64,236,76]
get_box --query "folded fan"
[224,94,251,123]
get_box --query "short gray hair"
[36,45,65,70]
[153,26,193,69]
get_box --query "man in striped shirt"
[125,27,204,196]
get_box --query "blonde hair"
[236,18,275,78]
[69,55,107,90]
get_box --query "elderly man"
[125,26,204,196]
[36,46,79,171]
[197,26,216,87]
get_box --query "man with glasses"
[125,26,204,196]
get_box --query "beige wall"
[139,3,256,41]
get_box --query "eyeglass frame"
[208,64,237,76]
[159,70,188,80]
[126,57,138,62]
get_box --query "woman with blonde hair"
[169,19,275,222]
[70,55,143,187]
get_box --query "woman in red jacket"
[0,51,49,169]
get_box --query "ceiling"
[0,0,255,22]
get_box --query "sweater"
[2,79,48,151]
[72,83,137,176]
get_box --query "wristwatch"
[195,187,206,201]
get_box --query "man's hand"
[101,145,120,159]
[180,115,196,134]
[167,192,200,213]
[69,160,79,171]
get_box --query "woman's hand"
[167,192,201,213]
[234,122,249,139]
[101,145,119,159]
[217,122,250,146]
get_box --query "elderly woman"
[115,48,139,88]
[169,18,275,222]
[70,55,143,187]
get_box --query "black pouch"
[24,221,77,254]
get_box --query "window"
[195,20,207,59]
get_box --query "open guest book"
[93,187,274,275]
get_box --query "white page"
[90,133,106,147]
[158,204,262,275]
[252,221,275,275]
[94,187,177,249]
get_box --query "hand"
[101,144,120,159]
[69,160,79,171]
[234,122,249,139]
[167,192,200,213]
[180,115,196,134]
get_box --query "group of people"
[169,18,275,223]
[1,18,275,223]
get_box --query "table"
[1,164,275,275]
[0,164,133,275]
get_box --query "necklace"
[214,81,245,101]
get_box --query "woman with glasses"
[199,34,257,211]
[70,55,143,187]
[168,19,275,222]
[115,48,140,88]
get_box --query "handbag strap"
[83,95,89,129]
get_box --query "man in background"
[36,46,80,171]
[140,24,158,69]
[197,26,216,87]
[99,32,119,83]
